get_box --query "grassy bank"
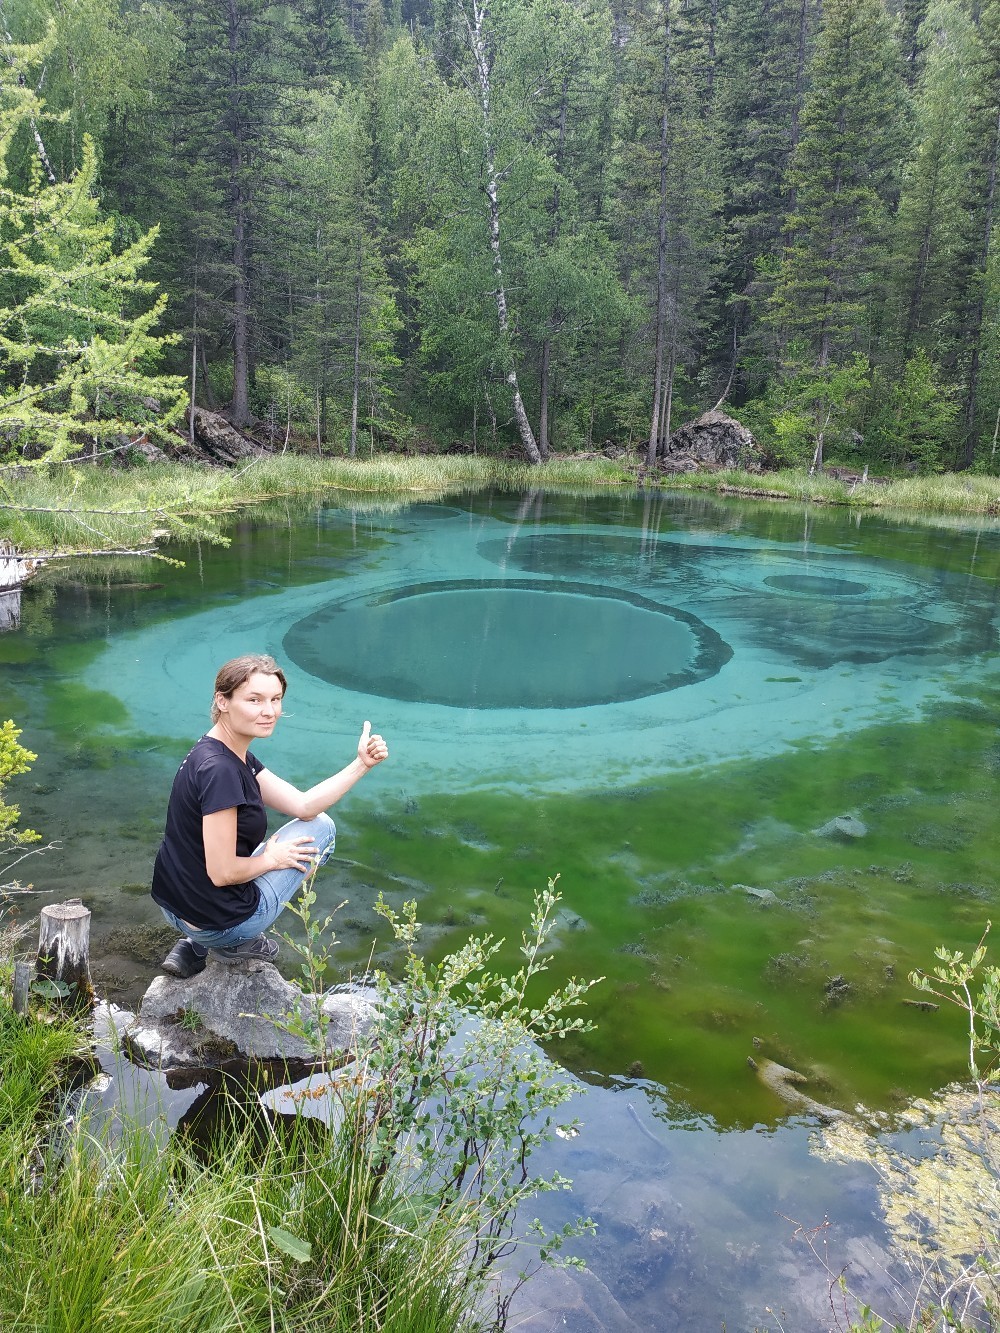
[4,453,1000,563]
[665,465,1000,515]
[0,454,633,556]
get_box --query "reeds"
[665,466,1000,515]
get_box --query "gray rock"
[507,1264,642,1333]
[814,814,868,840]
[739,885,778,905]
[654,410,768,474]
[125,956,377,1070]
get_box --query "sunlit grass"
[5,451,1000,561]
[665,466,1000,514]
[0,453,635,555]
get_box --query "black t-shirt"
[151,736,268,930]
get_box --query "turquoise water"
[4,489,1000,1132]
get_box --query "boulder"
[814,814,868,840]
[654,410,766,473]
[166,407,270,466]
[124,956,377,1071]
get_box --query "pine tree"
[889,0,976,366]
[134,0,327,428]
[714,0,821,384]
[493,0,628,455]
[957,0,1000,466]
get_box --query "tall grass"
[0,453,634,556]
[0,1044,483,1333]
[5,450,1000,566]
[0,913,486,1333]
[664,465,1000,515]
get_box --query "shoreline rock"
[124,957,377,1071]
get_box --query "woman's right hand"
[264,832,318,872]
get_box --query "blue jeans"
[158,813,336,947]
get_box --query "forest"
[0,0,998,473]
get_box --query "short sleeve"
[196,751,252,817]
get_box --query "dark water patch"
[763,574,868,596]
[284,578,732,708]
[478,530,996,670]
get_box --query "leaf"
[30,977,71,998]
[267,1226,312,1264]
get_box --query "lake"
[4,486,1000,1328]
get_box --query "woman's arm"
[256,721,388,820]
[202,807,317,886]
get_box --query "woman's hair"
[211,654,288,722]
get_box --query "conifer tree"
[957,0,1000,466]
[889,0,975,366]
[613,0,721,464]
[714,0,821,379]
[0,36,185,464]
[768,0,907,371]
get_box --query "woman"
[151,653,389,978]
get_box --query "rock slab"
[126,957,377,1070]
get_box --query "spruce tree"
[768,0,907,371]
[889,0,976,366]
[613,0,721,463]
[714,0,821,383]
[956,0,1000,466]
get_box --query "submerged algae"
[332,683,1000,1127]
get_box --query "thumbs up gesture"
[358,720,389,770]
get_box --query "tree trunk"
[647,3,672,468]
[227,0,252,429]
[465,0,541,465]
[539,338,552,458]
[350,248,363,458]
[962,101,1000,468]
[36,899,94,1008]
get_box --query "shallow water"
[4,490,1000,1130]
[7,486,1000,1328]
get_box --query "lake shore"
[5,456,1000,571]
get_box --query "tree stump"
[36,899,94,1007]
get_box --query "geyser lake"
[5,486,1000,1328]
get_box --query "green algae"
[333,682,1000,1127]
[45,683,129,729]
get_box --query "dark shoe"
[160,937,208,979]
[209,933,279,966]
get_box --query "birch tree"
[458,0,541,463]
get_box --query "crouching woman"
[151,653,388,978]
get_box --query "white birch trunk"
[465,0,542,465]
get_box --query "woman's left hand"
[358,720,389,770]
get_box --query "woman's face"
[216,671,285,740]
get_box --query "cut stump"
[36,899,94,1007]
